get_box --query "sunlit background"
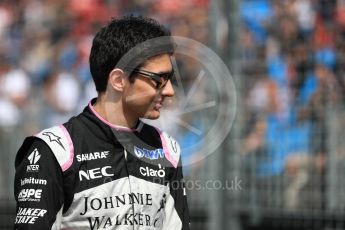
[1,0,345,229]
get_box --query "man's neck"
[93,94,138,128]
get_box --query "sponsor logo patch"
[20,177,47,186]
[76,151,109,162]
[26,149,40,172]
[18,189,42,202]
[15,207,47,224]
[42,131,65,150]
[79,193,164,228]
[140,164,165,178]
[79,166,114,181]
[134,146,164,160]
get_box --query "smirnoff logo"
[134,146,164,160]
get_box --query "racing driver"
[13,16,190,230]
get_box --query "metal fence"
[224,106,345,230]
[0,128,23,229]
[3,1,345,230]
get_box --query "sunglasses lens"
[131,68,174,89]
[160,71,174,88]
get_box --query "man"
[13,16,190,230]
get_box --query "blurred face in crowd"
[122,54,175,120]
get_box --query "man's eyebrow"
[156,69,174,74]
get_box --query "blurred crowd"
[2,0,344,207]
[0,1,211,201]
[1,0,345,226]
[0,0,208,132]
[240,0,345,210]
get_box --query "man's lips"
[154,100,163,110]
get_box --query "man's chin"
[143,110,161,120]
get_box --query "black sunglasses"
[129,68,174,89]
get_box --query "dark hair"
[89,15,173,93]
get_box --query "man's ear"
[108,68,125,92]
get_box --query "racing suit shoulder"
[14,137,65,229]
[34,125,74,172]
[153,126,181,169]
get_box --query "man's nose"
[161,80,175,97]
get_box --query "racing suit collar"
[87,98,143,132]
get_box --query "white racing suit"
[13,99,190,230]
